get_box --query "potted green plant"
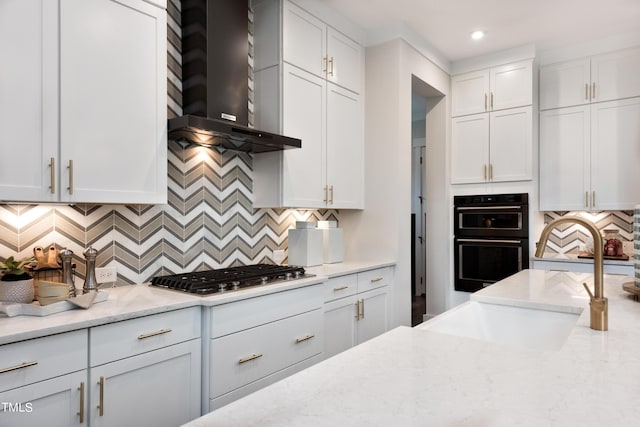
[0,256,36,303]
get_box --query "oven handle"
[456,205,523,211]
[457,238,523,244]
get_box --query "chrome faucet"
[535,216,607,331]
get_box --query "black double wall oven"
[454,193,529,292]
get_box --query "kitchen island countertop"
[185,269,640,427]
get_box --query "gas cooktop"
[149,264,310,295]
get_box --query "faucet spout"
[536,216,607,331]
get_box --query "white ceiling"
[320,0,640,63]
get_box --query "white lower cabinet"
[0,330,88,426]
[323,267,393,359]
[206,284,324,411]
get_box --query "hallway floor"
[411,294,426,326]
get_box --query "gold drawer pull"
[78,381,85,423]
[239,353,263,364]
[98,376,105,416]
[370,277,384,283]
[333,285,348,291]
[137,328,172,340]
[295,334,315,344]
[0,361,38,374]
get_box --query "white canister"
[318,221,343,263]
[634,205,640,287]
[288,228,323,267]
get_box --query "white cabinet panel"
[451,69,489,117]
[323,294,358,359]
[590,98,640,210]
[539,58,591,110]
[591,47,640,103]
[283,0,325,77]
[490,107,532,182]
[451,115,489,184]
[490,60,533,111]
[326,84,363,208]
[539,106,590,211]
[327,27,362,93]
[0,371,86,427]
[356,287,389,345]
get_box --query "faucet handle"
[582,282,594,300]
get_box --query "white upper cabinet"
[540,47,640,110]
[0,0,167,204]
[281,1,362,94]
[452,59,532,117]
[451,115,489,184]
[539,98,640,211]
[253,0,364,208]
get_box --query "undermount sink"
[418,301,581,351]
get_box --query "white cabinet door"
[282,64,326,208]
[59,0,167,204]
[89,339,201,427]
[326,84,363,209]
[539,106,590,211]
[590,98,640,210]
[451,69,489,117]
[0,371,86,427]
[356,287,389,345]
[326,28,362,94]
[591,47,640,103]
[451,114,490,184]
[283,0,325,77]
[539,58,591,110]
[489,106,532,182]
[0,0,58,201]
[490,60,533,111]
[323,294,358,359]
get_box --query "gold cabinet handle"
[67,159,74,195]
[489,164,493,181]
[354,300,360,320]
[137,328,172,340]
[78,382,85,423]
[238,353,263,364]
[97,376,105,416]
[323,185,328,203]
[592,82,596,100]
[483,164,487,181]
[328,57,334,76]
[585,191,589,207]
[333,285,348,291]
[490,92,494,109]
[484,93,488,111]
[295,334,315,344]
[585,83,589,100]
[592,191,596,207]
[329,185,334,204]
[323,56,328,73]
[370,277,384,283]
[0,360,38,374]
[49,157,55,194]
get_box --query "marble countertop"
[185,269,640,427]
[305,260,395,278]
[0,260,394,345]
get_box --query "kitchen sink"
[417,301,581,351]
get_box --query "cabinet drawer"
[211,283,323,338]
[357,267,394,292]
[323,274,357,302]
[210,308,323,398]
[90,307,201,366]
[0,329,87,393]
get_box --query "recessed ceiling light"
[470,30,485,40]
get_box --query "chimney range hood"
[168,0,301,153]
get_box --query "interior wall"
[341,38,450,327]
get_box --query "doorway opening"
[411,76,445,326]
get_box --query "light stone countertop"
[184,269,640,427]
[0,260,394,345]
[305,260,395,278]
[534,252,633,266]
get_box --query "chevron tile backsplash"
[0,1,338,286]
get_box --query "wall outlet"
[273,249,286,265]
[95,266,117,284]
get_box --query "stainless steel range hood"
[168,0,301,153]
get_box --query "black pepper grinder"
[60,248,76,298]
[82,246,98,294]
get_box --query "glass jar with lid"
[603,228,623,257]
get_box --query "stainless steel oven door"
[454,238,529,292]
[455,205,527,238]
